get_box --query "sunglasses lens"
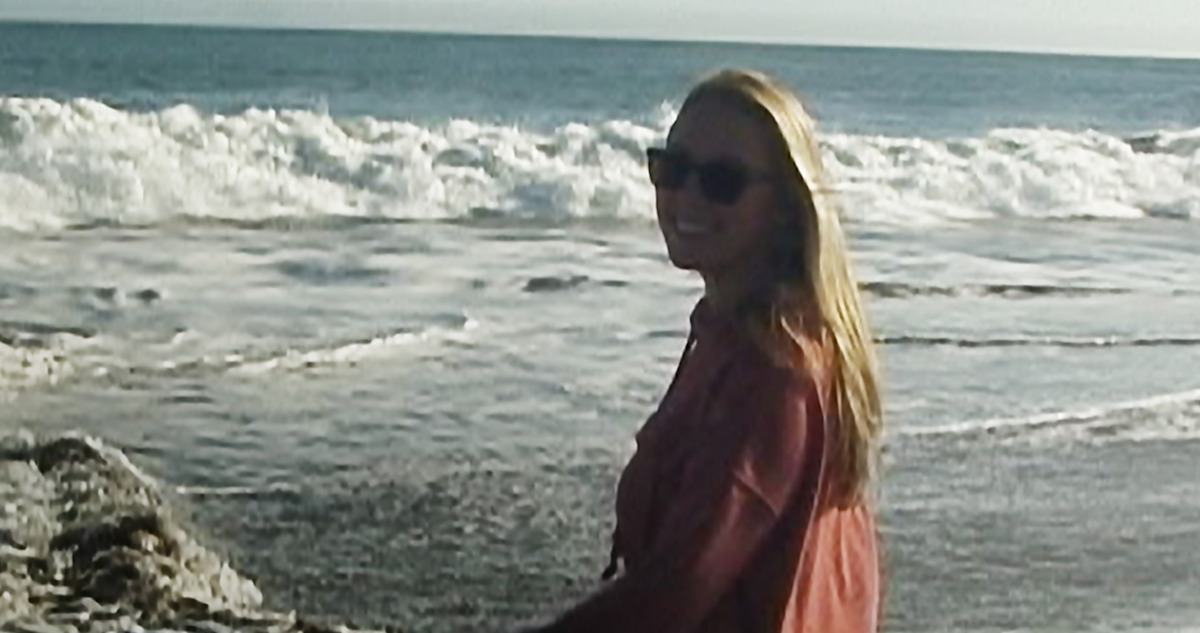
[647,149,755,205]
[647,149,689,189]
[698,163,749,205]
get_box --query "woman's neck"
[701,261,773,317]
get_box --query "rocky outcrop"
[0,431,391,633]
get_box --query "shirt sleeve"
[531,368,823,633]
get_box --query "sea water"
[1,22,1199,633]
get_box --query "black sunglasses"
[645,147,771,205]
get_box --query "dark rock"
[0,527,26,548]
[296,618,351,633]
[523,275,589,293]
[4,430,391,633]
[51,513,178,568]
[208,607,284,628]
[32,436,106,474]
[184,621,239,633]
[14,623,79,633]
[133,289,162,303]
[174,596,213,619]
[93,287,120,302]
[80,566,137,603]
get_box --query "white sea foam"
[876,334,1200,348]
[0,339,78,400]
[174,482,305,497]
[1,97,1198,232]
[86,321,479,383]
[902,387,1200,444]
[0,97,659,231]
[225,319,478,375]
[1,318,477,398]
[827,127,1200,224]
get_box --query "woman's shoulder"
[725,331,831,410]
[710,339,829,455]
[716,353,829,513]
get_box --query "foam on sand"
[901,387,1200,445]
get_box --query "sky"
[1,0,1199,59]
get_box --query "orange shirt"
[534,300,880,633]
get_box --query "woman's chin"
[665,248,703,272]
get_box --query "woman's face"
[654,96,782,282]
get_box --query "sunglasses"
[646,147,771,205]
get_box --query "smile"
[673,218,719,236]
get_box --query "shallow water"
[3,217,1198,632]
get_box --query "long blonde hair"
[681,69,883,504]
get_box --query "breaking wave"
[1,97,1197,232]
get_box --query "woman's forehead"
[667,98,774,163]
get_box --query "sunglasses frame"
[646,147,773,205]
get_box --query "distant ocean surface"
[1,21,1199,633]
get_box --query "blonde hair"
[681,69,883,503]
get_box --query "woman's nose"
[675,170,711,208]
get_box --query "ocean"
[1,20,1199,633]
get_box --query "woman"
[529,69,884,633]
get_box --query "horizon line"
[2,17,1200,62]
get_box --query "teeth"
[675,220,714,235]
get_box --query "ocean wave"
[224,320,478,376]
[828,127,1200,224]
[0,319,477,398]
[900,387,1200,445]
[876,334,1200,348]
[173,483,306,498]
[1,97,1197,232]
[521,274,629,293]
[860,281,1132,299]
[0,430,380,632]
[83,322,478,383]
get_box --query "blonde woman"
[527,69,884,633]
